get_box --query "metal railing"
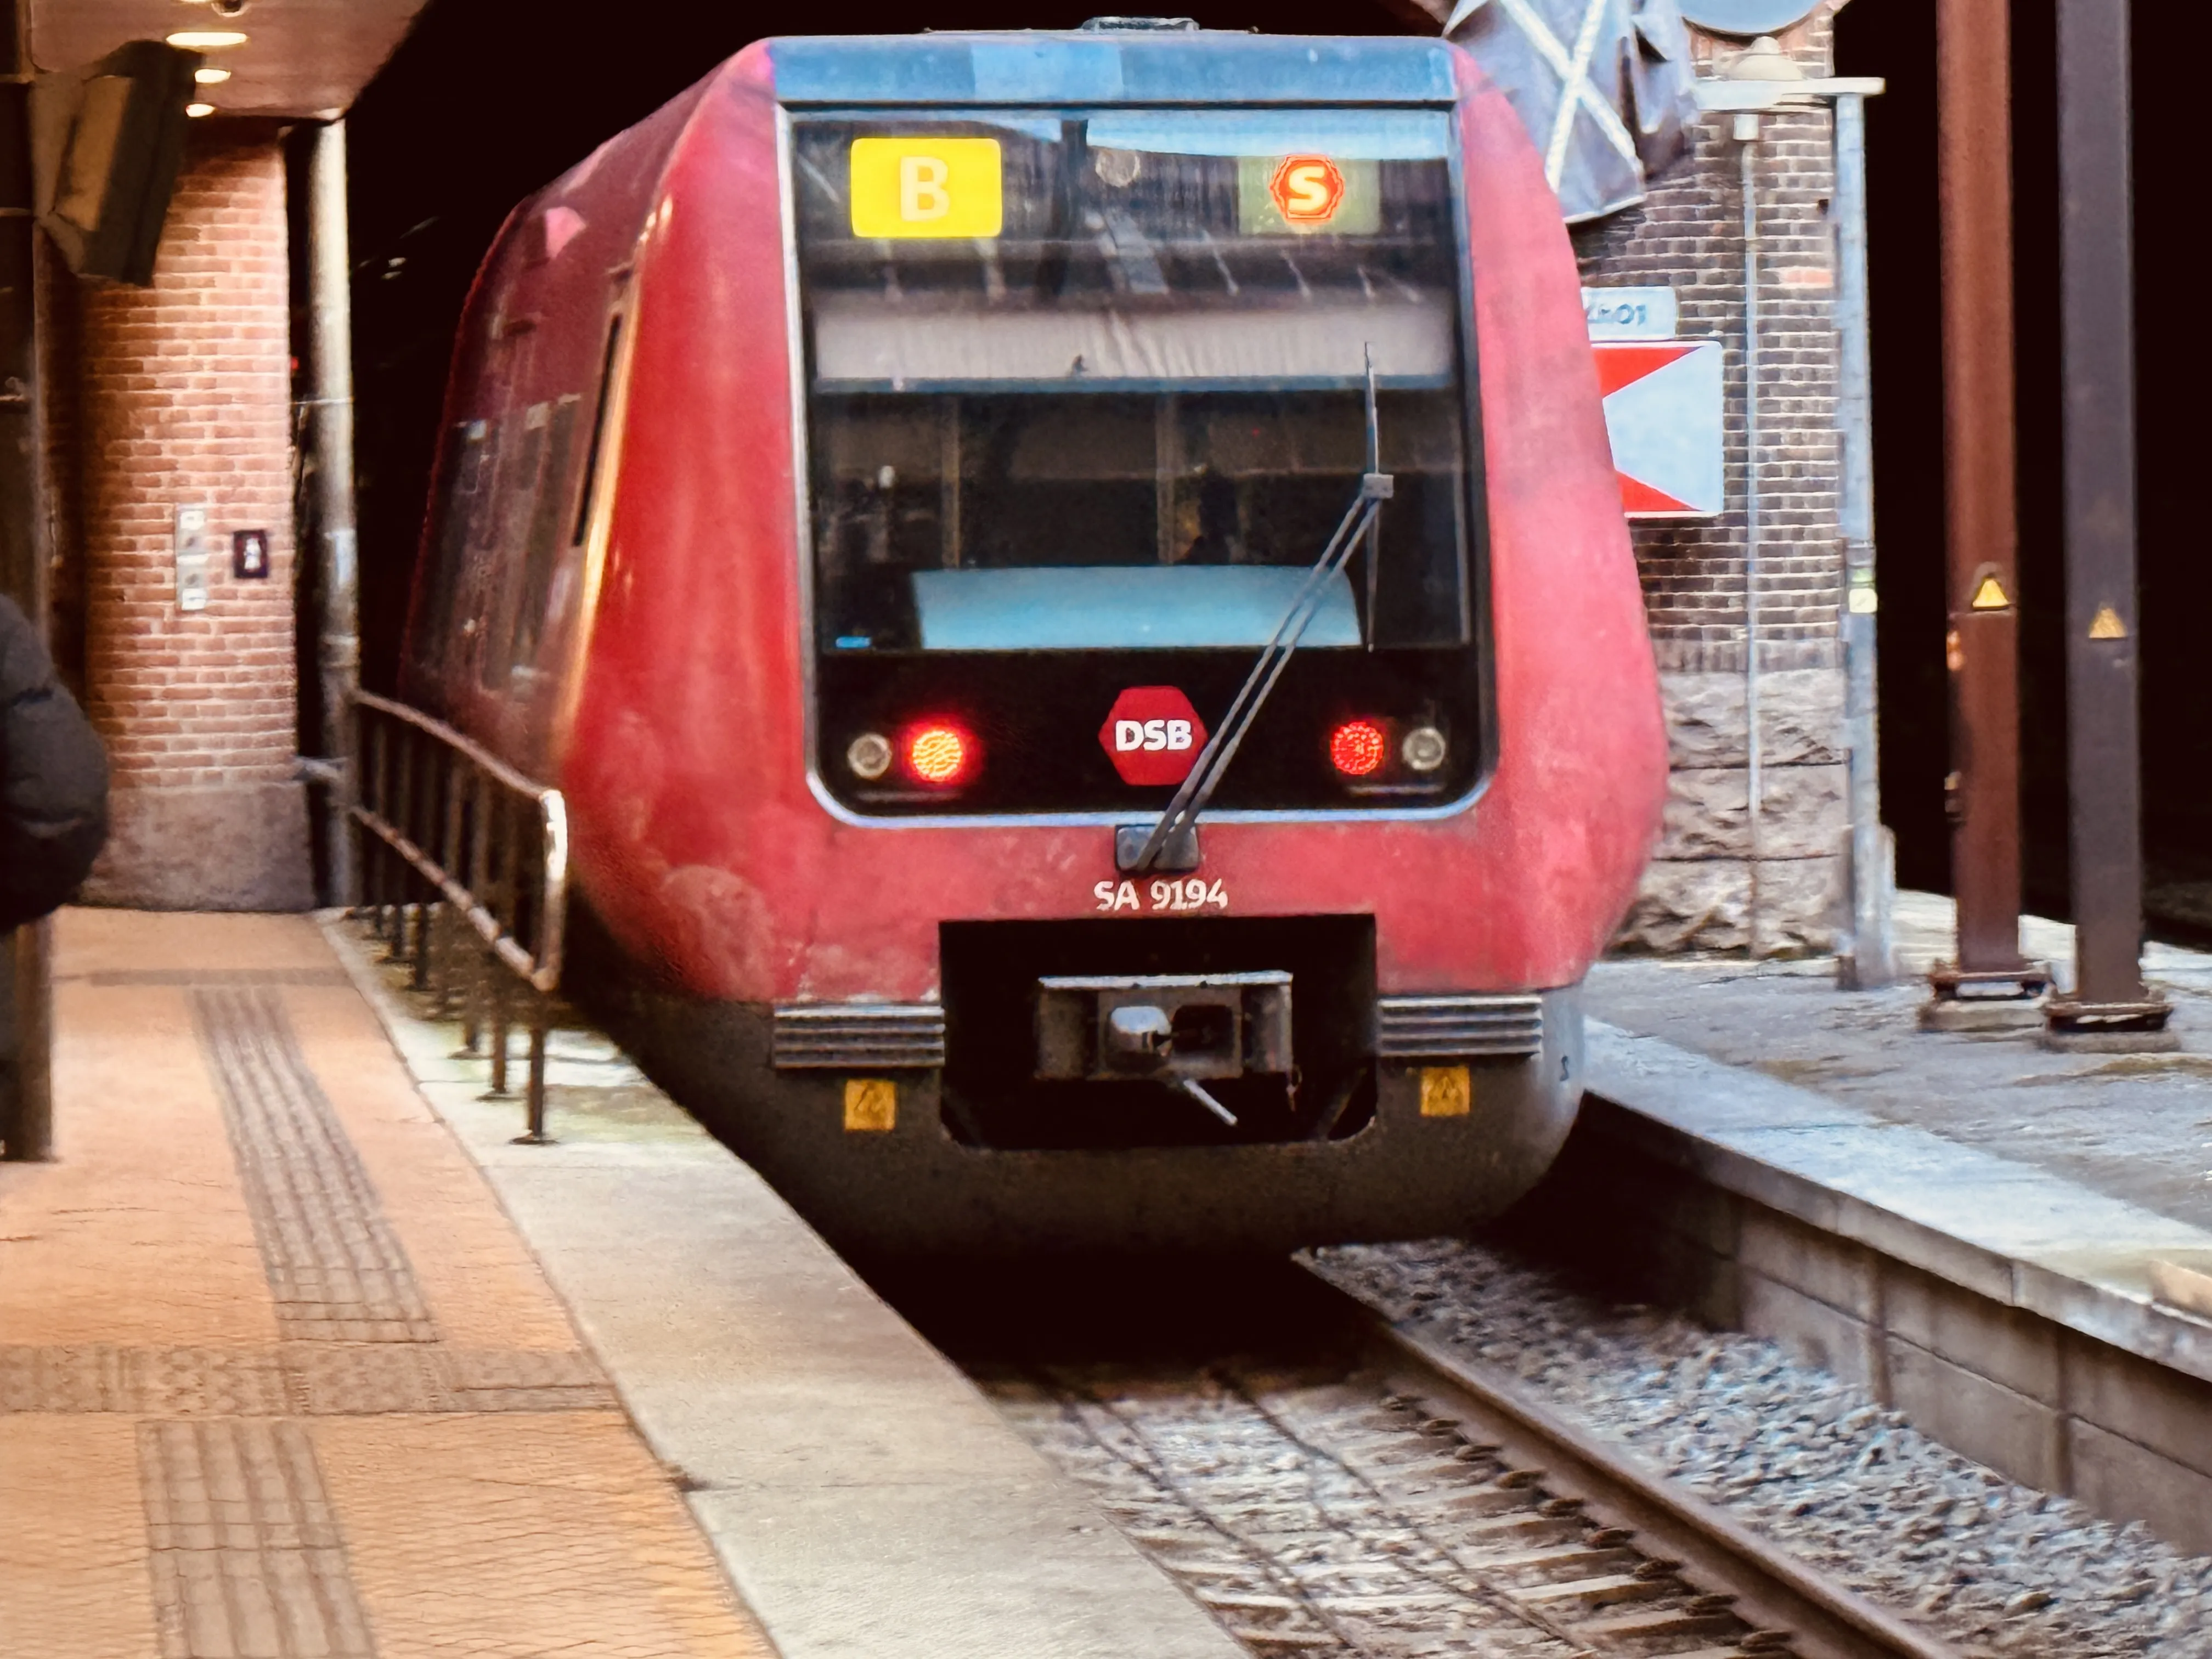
[352,690,570,1141]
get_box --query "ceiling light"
[167,31,247,48]
[195,67,231,84]
[186,103,215,118]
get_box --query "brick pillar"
[1583,8,1852,954]
[71,126,312,912]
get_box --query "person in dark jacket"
[0,596,108,933]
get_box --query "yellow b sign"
[849,138,1003,239]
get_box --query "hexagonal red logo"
[1269,155,1345,224]
[1099,686,1209,787]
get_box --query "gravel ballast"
[1312,1238,2212,1658]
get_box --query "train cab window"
[791,108,1486,816]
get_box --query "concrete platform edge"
[1585,1020,2212,1384]
[317,914,1248,1659]
[1573,1019,2212,1556]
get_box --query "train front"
[575,30,1667,1256]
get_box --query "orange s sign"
[1268,155,1346,224]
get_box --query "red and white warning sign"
[1595,340,1725,519]
[1100,686,1208,787]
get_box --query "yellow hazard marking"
[843,1078,897,1132]
[1419,1065,1472,1118]
[849,138,1002,239]
[1970,574,2011,611]
[2089,605,2128,640]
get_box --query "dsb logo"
[1115,718,1194,754]
[1099,687,1209,787]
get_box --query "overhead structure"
[1442,0,1701,222]
[26,0,426,119]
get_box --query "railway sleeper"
[1477,1542,1643,1578]
[1558,1602,1743,1644]
[1512,1569,1675,1609]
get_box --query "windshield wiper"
[1124,349,1392,873]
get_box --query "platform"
[1,909,1243,1659]
[1565,893,2212,1558]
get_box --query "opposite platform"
[1566,894,2212,1556]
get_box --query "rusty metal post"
[0,0,54,1161]
[1925,0,2047,1028]
[2044,0,2170,1048]
[513,998,551,1144]
[457,950,483,1056]
[483,970,511,1100]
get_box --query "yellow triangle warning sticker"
[1970,574,2012,611]
[2089,605,2128,640]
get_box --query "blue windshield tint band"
[1085,110,1451,160]
[770,36,1459,109]
[911,566,1364,652]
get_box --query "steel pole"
[309,121,360,905]
[1928,0,2042,1022]
[2045,0,2168,1045]
[1832,91,1894,989]
[1740,120,1764,957]
[0,0,53,1161]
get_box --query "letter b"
[900,155,951,222]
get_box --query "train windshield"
[791,109,1475,656]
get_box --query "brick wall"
[1578,7,1852,953]
[62,125,312,912]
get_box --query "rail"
[1310,1266,1967,1659]
[351,690,570,1141]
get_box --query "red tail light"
[904,721,976,786]
[1329,719,1387,778]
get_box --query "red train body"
[402,29,1667,1255]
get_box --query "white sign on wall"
[1583,285,1678,341]
[174,504,213,613]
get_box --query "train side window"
[479,404,551,690]
[411,419,492,682]
[571,315,624,546]
[509,395,583,674]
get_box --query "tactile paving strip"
[139,1419,377,1659]
[0,1346,614,1415]
[190,988,438,1344]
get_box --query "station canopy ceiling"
[28,0,430,117]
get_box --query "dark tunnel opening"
[1838,0,2193,936]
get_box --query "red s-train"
[400,25,1667,1256]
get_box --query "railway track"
[975,1265,1967,1659]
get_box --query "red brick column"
[72,125,312,911]
[1579,7,1852,953]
